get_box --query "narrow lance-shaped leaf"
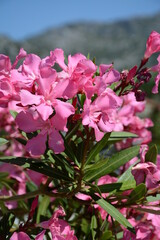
[0,156,73,181]
[100,231,113,240]
[96,197,134,231]
[108,131,137,144]
[133,207,160,215]
[49,151,74,176]
[84,145,140,182]
[145,144,158,164]
[91,215,97,240]
[0,138,9,146]
[92,183,123,193]
[0,172,9,179]
[65,121,81,141]
[116,160,139,191]
[62,136,80,167]
[127,183,147,204]
[85,132,111,166]
[147,194,160,202]
[36,196,50,223]
[96,182,135,193]
[109,131,137,139]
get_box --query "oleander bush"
[0,31,160,240]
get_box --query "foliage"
[0,31,160,239]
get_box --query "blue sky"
[0,0,160,40]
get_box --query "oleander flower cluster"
[0,30,160,239]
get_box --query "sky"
[0,0,160,40]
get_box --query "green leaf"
[100,231,113,240]
[85,133,111,166]
[76,141,85,163]
[62,137,80,167]
[0,156,72,181]
[81,218,90,234]
[96,198,133,230]
[116,232,123,239]
[94,183,122,193]
[10,110,18,119]
[133,207,160,215]
[65,121,81,141]
[91,215,98,240]
[108,132,138,144]
[117,161,139,191]
[36,195,50,223]
[96,181,135,194]
[87,53,90,59]
[147,194,160,202]
[145,144,158,164]
[109,131,137,139]
[0,213,15,238]
[50,151,74,176]
[84,145,140,182]
[0,138,9,146]
[117,180,136,192]
[128,183,147,204]
[26,181,38,192]
[0,172,9,179]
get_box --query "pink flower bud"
[144,31,160,59]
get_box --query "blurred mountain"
[1,13,160,70]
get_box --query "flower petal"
[26,132,47,156]
[10,232,30,240]
[20,89,42,106]
[51,100,75,131]
[37,103,53,121]
[16,111,42,133]
[35,230,46,240]
[51,48,67,71]
[48,129,64,154]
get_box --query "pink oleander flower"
[94,64,120,95]
[123,201,160,240]
[50,48,97,98]
[10,51,41,91]
[0,163,26,209]
[10,232,31,240]
[119,144,148,173]
[38,206,77,240]
[151,55,160,94]
[120,92,145,114]
[115,93,153,150]
[16,103,74,155]
[146,203,160,238]
[0,49,27,107]
[10,230,46,240]
[0,100,27,156]
[127,116,153,145]
[123,145,149,171]
[139,144,149,162]
[144,31,160,59]
[132,162,160,189]
[19,66,73,122]
[156,154,160,169]
[123,222,155,240]
[27,169,47,186]
[0,54,12,103]
[82,88,123,141]
[18,58,59,121]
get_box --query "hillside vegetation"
[0,13,160,70]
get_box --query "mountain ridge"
[1,12,160,69]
